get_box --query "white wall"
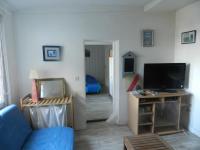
[14,9,175,129]
[85,45,106,85]
[0,3,18,104]
[175,1,200,137]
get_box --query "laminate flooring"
[86,94,112,121]
[75,122,200,150]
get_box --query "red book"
[32,79,38,103]
[127,74,140,92]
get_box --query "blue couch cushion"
[0,105,32,150]
[23,127,74,150]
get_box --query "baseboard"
[189,127,200,137]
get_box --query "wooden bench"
[124,134,173,150]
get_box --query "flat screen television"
[143,63,186,92]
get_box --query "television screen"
[143,63,186,91]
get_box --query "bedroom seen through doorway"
[85,44,113,122]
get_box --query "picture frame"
[142,30,154,47]
[43,46,61,61]
[181,30,196,44]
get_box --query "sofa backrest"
[0,104,32,150]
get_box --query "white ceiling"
[3,0,151,10]
[2,0,199,12]
[145,0,198,12]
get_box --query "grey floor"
[86,94,112,121]
[75,122,200,150]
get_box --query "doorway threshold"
[87,119,107,123]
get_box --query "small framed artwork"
[181,30,196,44]
[43,46,61,61]
[142,30,154,47]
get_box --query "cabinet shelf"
[155,122,176,127]
[139,105,152,114]
[181,104,190,107]
[139,102,154,105]
[154,126,178,133]
[138,126,152,134]
[139,112,153,116]
[157,129,184,135]
[139,122,152,126]
[140,98,161,104]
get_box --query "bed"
[86,75,101,94]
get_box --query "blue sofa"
[0,105,74,150]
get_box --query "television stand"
[128,90,190,135]
[153,89,177,93]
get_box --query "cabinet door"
[154,100,178,133]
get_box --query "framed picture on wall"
[43,46,61,61]
[181,30,196,44]
[142,30,154,47]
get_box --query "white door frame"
[83,40,120,125]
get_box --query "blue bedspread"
[86,75,101,94]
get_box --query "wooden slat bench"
[124,134,173,150]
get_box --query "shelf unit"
[20,94,74,128]
[128,91,190,135]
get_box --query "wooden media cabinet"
[128,91,190,135]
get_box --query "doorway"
[84,42,114,122]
